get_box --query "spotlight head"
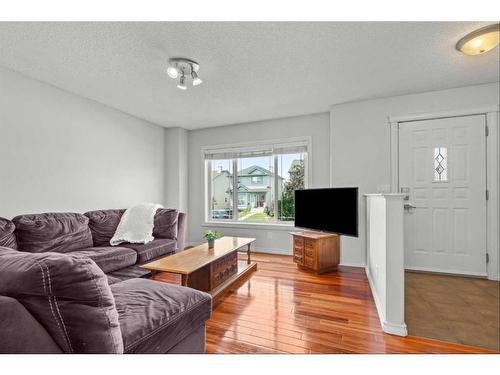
[177,74,187,90]
[167,65,179,78]
[191,70,203,86]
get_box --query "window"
[277,153,305,222]
[237,156,273,222]
[204,139,308,224]
[251,176,263,184]
[434,147,448,182]
[210,159,233,220]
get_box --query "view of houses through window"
[209,149,306,223]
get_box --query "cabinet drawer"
[304,256,315,268]
[294,255,303,265]
[294,238,304,248]
[304,238,315,248]
[304,248,315,257]
[294,247,304,256]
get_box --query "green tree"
[279,160,304,221]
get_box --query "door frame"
[389,106,500,281]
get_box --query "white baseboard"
[382,320,408,336]
[405,266,488,278]
[248,249,368,262]
[339,261,365,268]
[187,240,367,265]
[365,266,408,337]
[251,247,292,255]
[488,274,500,281]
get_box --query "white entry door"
[399,115,487,276]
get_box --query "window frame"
[202,136,312,228]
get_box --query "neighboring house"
[211,165,283,211]
[211,169,233,211]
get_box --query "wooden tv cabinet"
[289,231,340,274]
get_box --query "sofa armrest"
[177,212,187,252]
[0,296,63,353]
[111,278,211,354]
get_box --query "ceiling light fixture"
[456,24,500,56]
[167,57,203,89]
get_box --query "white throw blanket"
[110,203,163,246]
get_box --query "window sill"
[203,220,296,231]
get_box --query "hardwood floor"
[157,253,497,353]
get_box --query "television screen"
[294,187,358,237]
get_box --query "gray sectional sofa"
[0,209,212,354]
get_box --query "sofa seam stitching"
[83,258,122,353]
[35,260,73,353]
[78,252,136,261]
[44,262,74,353]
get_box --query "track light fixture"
[167,57,203,90]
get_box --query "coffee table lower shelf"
[209,260,257,303]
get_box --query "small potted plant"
[204,230,220,248]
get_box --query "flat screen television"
[294,187,358,237]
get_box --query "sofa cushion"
[70,246,137,273]
[0,217,17,249]
[84,209,125,246]
[12,213,93,253]
[107,264,151,281]
[121,238,176,264]
[0,295,63,353]
[0,247,123,353]
[110,278,211,354]
[153,209,179,240]
[106,275,124,285]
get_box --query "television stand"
[289,231,340,274]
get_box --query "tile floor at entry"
[405,271,500,351]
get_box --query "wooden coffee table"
[141,236,257,303]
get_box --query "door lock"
[404,203,416,210]
[400,187,410,201]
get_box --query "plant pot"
[207,239,215,248]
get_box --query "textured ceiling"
[0,22,498,129]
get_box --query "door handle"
[404,203,416,210]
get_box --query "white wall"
[331,82,500,266]
[0,67,165,218]
[365,194,407,336]
[187,112,331,253]
[164,127,189,212]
